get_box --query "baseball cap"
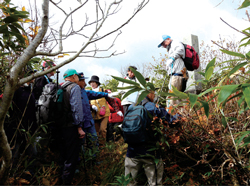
[158,35,171,48]
[77,72,88,80]
[63,69,80,79]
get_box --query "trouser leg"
[106,122,114,142]
[99,117,108,141]
[61,126,81,185]
[125,157,142,185]
[143,158,164,186]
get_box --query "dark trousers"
[61,126,81,185]
[106,122,122,142]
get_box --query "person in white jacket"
[158,35,188,106]
[115,66,139,114]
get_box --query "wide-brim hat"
[158,35,171,48]
[63,69,81,79]
[77,72,88,80]
[88,75,100,85]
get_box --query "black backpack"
[36,83,63,127]
[122,99,155,144]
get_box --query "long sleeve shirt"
[81,88,108,128]
[70,84,84,127]
[166,40,186,75]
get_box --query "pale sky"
[12,0,248,84]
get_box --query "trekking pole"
[166,63,173,112]
[56,69,60,90]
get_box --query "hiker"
[89,75,111,144]
[158,35,188,106]
[5,68,38,177]
[124,90,180,186]
[106,96,124,142]
[33,59,56,100]
[59,69,85,185]
[77,72,114,150]
[114,66,139,114]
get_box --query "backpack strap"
[44,75,50,84]
[140,98,149,107]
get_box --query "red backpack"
[108,98,124,123]
[182,43,200,71]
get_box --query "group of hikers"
[3,35,198,185]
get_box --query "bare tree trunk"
[0,0,49,183]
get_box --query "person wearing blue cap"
[77,72,114,155]
[158,35,187,106]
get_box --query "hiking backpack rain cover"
[122,101,152,144]
[182,43,200,71]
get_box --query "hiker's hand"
[107,93,115,99]
[78,127,85,139]
[117,111,123,117]
[166,58,174,68]
[92,105,98,112]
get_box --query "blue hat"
[158,35,171,48]
[78,72,88,80]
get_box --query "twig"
[220,18,250,37]
[211,40,228,51]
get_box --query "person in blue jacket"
[125,91,180,186]
[77,72,114,151]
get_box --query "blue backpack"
[122,99,153,144]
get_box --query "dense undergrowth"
[7,92,250,185]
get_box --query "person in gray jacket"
[158,35,187,106]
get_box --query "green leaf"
[8,24,20,34]
[122,88,141,101]
[221,116,227,128]
[117,86,138,90]
[205,58,216,73]
[188,93,198,109]
[200,100,209,118]
[228,62,248,77]
[243,87,250,108]
[243,136,250,145]
[0,25,8,33]
[220,49,245,58]
[4,15,19,23]
[112,75,139,86]
[238,0,250,9]
[129,67,147,88]
[154,158,160,165]
[198,86,222,97]
[198,71,205,77]
[235,131,250,147]
[238,95,245,107]
[172,86,188,99]
[205,66,214,80]
[239,40,250,48]
[146,82,155,91]
[217,85,239,106]
[227,117,238,122]
[136,90,150,105]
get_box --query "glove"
[107,93,115,99]
[117,111,123,117]
[166,58,174,68]
[92,105,98,112]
